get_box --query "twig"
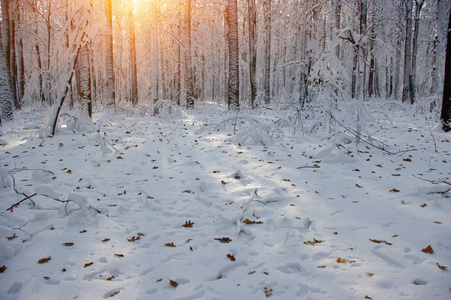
[10,170,36,207]
[297,165,321,169]
[426,119,438,153]
[413,174,451,186]
[7,194,37,212]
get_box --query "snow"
[0,102,450,299]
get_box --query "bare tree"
[1,0,17,112]
[184,0,195,108]
[227,0,239,110]
[248,0,257,108]
[402,0,413,103]
[104,0,115,106]
[263,0,271,105]
[129,9,138,107]
[441,6,451,132]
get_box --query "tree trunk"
[248,0,257,108]
[402,0,413,103]
[394,39,401,100]
[227,0,239,110]
[184,0,195,108]
[151,1,159,103]
[1,0,16,114]
[78,44,92,118]
[104,0,115,106]
[410,0,424,104]
[0,29,14,122]
[263,0,271,105]
[129,9,138,107]
[333,0,341,58]
[441,7,451,132]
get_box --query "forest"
[0,0,450,123]
[1,0,451,299]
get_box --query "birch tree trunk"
[402,0,413,103]
[104,0,115,106]
[263,0,271,105]
[227,0,239,110]
[410,0,424,104]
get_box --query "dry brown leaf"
[367,273,374,277]
[264,287,273,297]
[214,237,232,243]
[79,230,87,233]
[63,242,74,247]
[369,238,392,245]
[421,245,434,254]
[317,265,326,269]
[182,220,195,228]
[365,296,373,299]
[6,233,17,240]
[0,265,6,273]
[169,279,178,287]
[43,276,50,280]
[102,238,110,242]
[337,257,346,263]
[227,253,236,261]
[436,263,448,270]
[84,262,94,268]
[128,235,141,242]
[304,238,324,246]
[107,275,115,281]
[389,188,400,193]
[110,290,120,297]
[38,256,51,264]
[114,254,124,257]
[165,242,176,247]
[243,219,263,224]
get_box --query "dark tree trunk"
[441,7,451,132]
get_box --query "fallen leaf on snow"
[165,242,176,247]
[436,263,447,270]
[389,188,400,193]
[227,254,236,261]
[421,245,434,254]
[84,262,94,268]
[182,220,195,228]
[369,239,392,245]
[337,257,346,263]
[38,256,51,264]
[0,265,6,273]
[169,279,178,287]
[214,237,232,243]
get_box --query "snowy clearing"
[0,102,450,299]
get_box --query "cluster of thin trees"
[0,0,450,129]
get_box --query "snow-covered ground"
[0,102,450,299]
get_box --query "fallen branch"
[7,193,37,212]
[297,165,321,169]
[323,107,417,155]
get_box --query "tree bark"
[402,0,413,103]
[227,0,239,110]
[263,0,271,105]
[248,0,257,108]
[184,0,195,108]
[129,10,138,107]
[151,1,159,103]
[0,28,14,122]
[441,7,451,132]
[1,0,16,114]
[410,0,424,104]
[104,0,115,106]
